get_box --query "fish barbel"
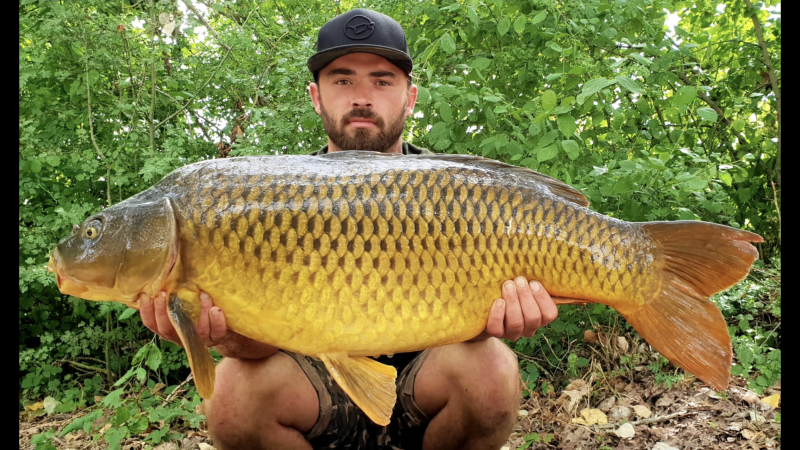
[47,151,762,425]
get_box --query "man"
[138,9,558,449]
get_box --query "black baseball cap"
[308,9,413,78]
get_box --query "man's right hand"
[137,291,279,360]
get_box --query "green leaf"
[539,130,559,147]
[497,17,511,36]
[557,114,577,137]
[30,159,42,173]
[440,32,456,54]
[615,76,645,95]
[438,102,453,123]
[546,41,563,52]
[530,10,548,25]
[697,107,718,122]
[732,119,745,133]
[119,307,137,320]
[541,90,557,111]
[102,388,125,408]
[61,410,103,436]
[537,144,558,162]
[468,6,479,25]
[470,57,491,71]
[631,53,652,65]
[417,86,431,104]
[576,78,614,104]
[567,66,586,75]
[114,406,130,426]
[146,345,163,371]
[514,15,527,34]
[719,172,733,186]
[672,86,697,105]
[546,73,563,82]
[562,140,580,160]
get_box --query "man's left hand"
[472,277,558,342]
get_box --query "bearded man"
[138,8,558,449]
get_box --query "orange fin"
[552,297,591,306]
[167,291,216,399]
[622,222,763,390]
[318,353,397,426]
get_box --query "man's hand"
[471,277,558,342]
[137,291,278,360]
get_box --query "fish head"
[48,198,178,308]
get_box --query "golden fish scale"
[172,165,658,357]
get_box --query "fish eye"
[84,219,102,239]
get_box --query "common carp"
[48,151,762,425]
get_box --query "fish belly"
[170,158,658,357]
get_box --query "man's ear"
[309,83,322,115]
[406,84,418,118]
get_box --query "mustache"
[341,108,384,126]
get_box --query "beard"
[320,99,408,153]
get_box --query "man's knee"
[460,339,521,428]
[204,353,319,447]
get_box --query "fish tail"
[622,221,763,390]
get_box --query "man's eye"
[377,80,391,86]
[335,79,351,85]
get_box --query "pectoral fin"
[318,353,397,426]
[167,291,216,399]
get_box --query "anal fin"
[167,291,216,399]
[318,353,397,426]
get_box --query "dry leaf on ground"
[633,404,652,418]
[572,408,608,425]
[614,422,636,438]
[761,393,780,408]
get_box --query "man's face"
[309,53,418,153]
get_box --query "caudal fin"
[622,222,762,390]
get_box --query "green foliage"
[714,258,781,394]
[518,431,554,449]
[20,0,780,443]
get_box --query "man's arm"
[138,291,279,360]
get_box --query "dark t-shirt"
[310,141,433,370]
[308,141,434,156]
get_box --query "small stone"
[614,422,635,439]
[653,443,679,450]
[597,396,616,412]
[518,409,529,417]
[609,405,631,422]
[633,404,652,418]
[616,336,629,353]
[198,444,216,450]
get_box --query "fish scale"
[50,151,762,425]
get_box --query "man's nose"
[350,83,372,108]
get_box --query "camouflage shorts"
[282,349,433,449]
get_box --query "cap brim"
[308,44,413,75]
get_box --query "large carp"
[48,151,762,425]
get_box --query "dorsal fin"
[315,151,588,208]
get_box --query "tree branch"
[743,0,780,191]
[155,0,265,130]
[84,55,111,207]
